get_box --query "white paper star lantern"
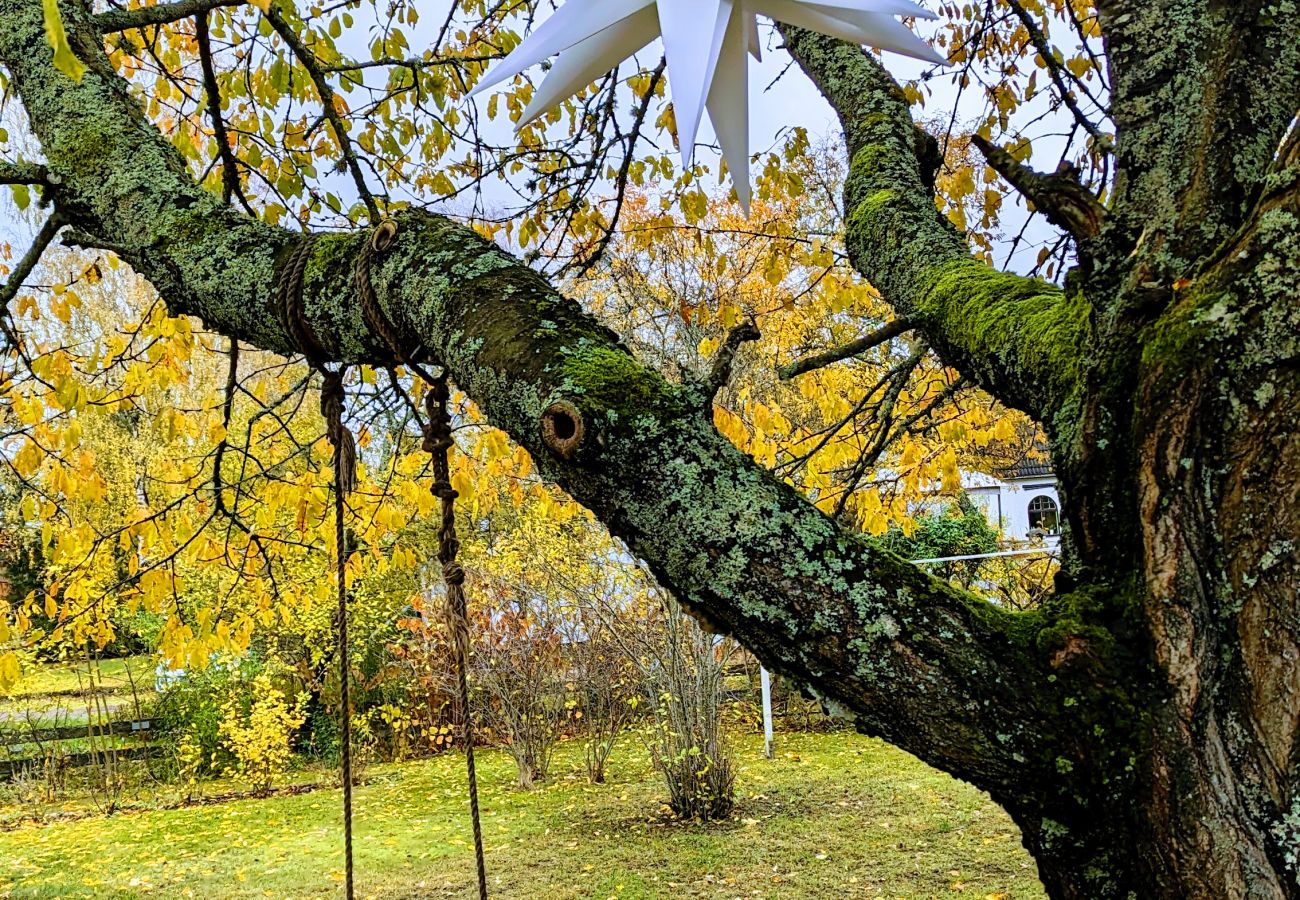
[470,0,943,211]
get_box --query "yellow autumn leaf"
[0,651,20,691]
[42,0,86,82]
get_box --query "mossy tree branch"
[93,0,244,33]
[0,0,1089,802]
[0,160,48,185]
[781,27,1091,426]
[704,319,760,401]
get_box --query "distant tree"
[881,495,1000,588]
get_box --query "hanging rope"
[278,233,358,899]
[282,220,489,899]
[354,219,489,899]
[320,370,357,900]
[424,376,489,900]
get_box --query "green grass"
[0,731,1042,899]
[0,656,156,734]
[3,657,154,699]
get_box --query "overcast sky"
[1,6,1078,280]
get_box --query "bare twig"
[1,213,64,350]
[1004,0,1108,145]
[778,319,912,380]
[571,58,667,278]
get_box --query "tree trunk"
[780,23,1300,896]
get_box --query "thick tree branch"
[778,318,912,381]
[0,0,1074,801]
[781,27,1091,425]
[0,160,48,185]
[93,0,243,33]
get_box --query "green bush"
[153,657,258,780]
[880,494,1000,587]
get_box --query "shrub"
[153,659,250,780]
[617,588,737,821]
[655,734,735,821]
[218,672,306,796]
[571,631,638,785]
[467,581,570,790]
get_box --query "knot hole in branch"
[541,400,585,460]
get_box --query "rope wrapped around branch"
[276,233,329,361]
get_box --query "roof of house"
[1000,458,1054,479]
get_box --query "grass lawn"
[2,657,154,699]
[0,731,1043,899]
[0,656,157,731]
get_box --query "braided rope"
[355,221,407,363]
[355,220,489,899]
[276,234,328,361]
[283,233,359,898]
[320,372,357,498]
[323,369,357,900]
[425,379,489,900]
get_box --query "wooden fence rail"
[0,746,155,781]
[0,718,157,781]
[0,718,155,747]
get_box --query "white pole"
[760,666,774,759]
[909,546,1058,565]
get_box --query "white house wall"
[964,477,1062,547]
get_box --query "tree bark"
[2,0,1299,896]
[783,22,1300,900]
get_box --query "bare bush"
[466,574,569,789]
[600,583,736,821]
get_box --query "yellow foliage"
[0,651,19,692]
[219,672,307,796]
[580,165,1039,535]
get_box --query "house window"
[1027,495,1061,535]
